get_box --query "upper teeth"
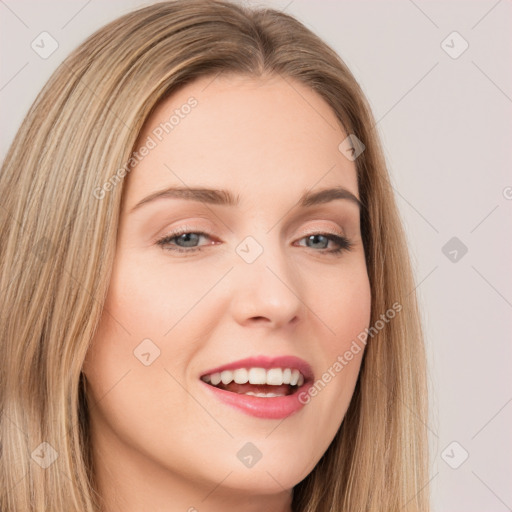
[202,367,305,387]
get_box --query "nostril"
[250,316,270,322]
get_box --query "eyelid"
[152,222,213,243]
[298,225,346,238]
[155,222,347,244]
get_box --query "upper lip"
[200,355,314,382]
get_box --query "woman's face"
[83,73,371,511]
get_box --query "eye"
[295,233,353,254]
[156,229,213,253]
[155,229,354,255]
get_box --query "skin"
[82,73,372,512]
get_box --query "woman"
[0,1,430,510]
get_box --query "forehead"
[123,73,358,208]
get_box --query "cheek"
[300,261,371,435]
[81,262,200,470]
[314,258,372,353]
[82,249,214,409]
[109,250,224,337]
[81,256,164,403]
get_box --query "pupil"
[309,234,327,249]
[178,233,198,247]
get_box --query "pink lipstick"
[199,355,314,419]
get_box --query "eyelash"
[155,229,354,255]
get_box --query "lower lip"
[200,381,312,419]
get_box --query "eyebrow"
[129,185,363,213]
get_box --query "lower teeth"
[243,391,284,397]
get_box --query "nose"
[229,238,305,329]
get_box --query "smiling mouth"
[200,367,306,397]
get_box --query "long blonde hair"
[0,1,430,510]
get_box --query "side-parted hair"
[0,1,430,510]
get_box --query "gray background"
[1,1,511,510]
